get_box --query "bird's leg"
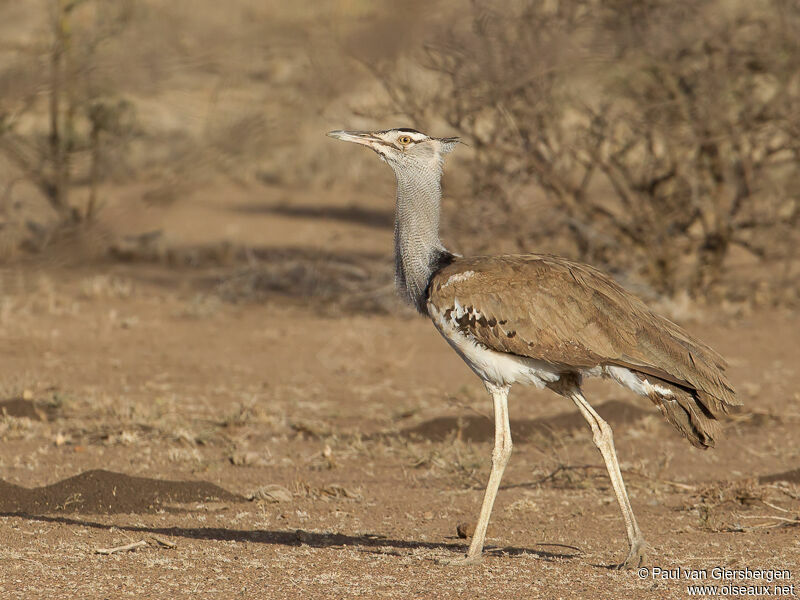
[441,382,512,566]
[569,390,647,569]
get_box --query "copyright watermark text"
[637,566,795,597]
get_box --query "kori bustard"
[328,127,738,567]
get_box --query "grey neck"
[391,162,453,314]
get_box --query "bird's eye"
[398,135,412,145]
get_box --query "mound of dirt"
[0,469,245,515]
[0,398,57,421]
[399,399,651,443]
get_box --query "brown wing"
[427,254,738,410]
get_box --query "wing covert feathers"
[427,254,739,448]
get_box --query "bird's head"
[327,128,459,173]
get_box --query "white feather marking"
[441,270,475,288]
[604,365,674,397]
[581,366,603,378]
[644,380,676,397]
[428,302,560,388]
[452,297,465,319]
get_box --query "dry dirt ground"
[1,185,799,599]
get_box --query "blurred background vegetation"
[0,0,798,309]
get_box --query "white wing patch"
[441,271,475,289]
[428,300,560,388]
[604,365,675,398]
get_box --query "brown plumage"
[428,254,739,448]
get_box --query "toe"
[617,539,648,570]
[436,554,483,566]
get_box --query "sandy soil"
[1,184,799,599]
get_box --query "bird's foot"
[616,538,648,570]
[436,553,483,566]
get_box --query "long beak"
[327,130,382,147]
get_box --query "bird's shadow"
[393,399,651,444]
[1,512,580,563]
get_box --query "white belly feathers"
[428,300,561,388]
[428,296,673,398]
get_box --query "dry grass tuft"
[216,257,396,315]
[294,480,364,502]
[249,484,293,503]
[696,479,766,507]
[690,478,800,532]
[0,411,45,441]
[78,275,135,300]
[230,450,273,468]
[399,433,485,488]
[220,399,279,428]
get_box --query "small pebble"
[456,521,475,539]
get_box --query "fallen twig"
[150,535,177,548]
[760,499,790,513]
[736,514,800,524]
[731,520,797,532]
[534,463,697,491]
[95,540,147,555]
[765,484,800,501]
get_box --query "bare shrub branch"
[359,0,800,300]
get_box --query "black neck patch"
[419,250,457,315]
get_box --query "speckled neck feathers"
[391,160,453,313]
